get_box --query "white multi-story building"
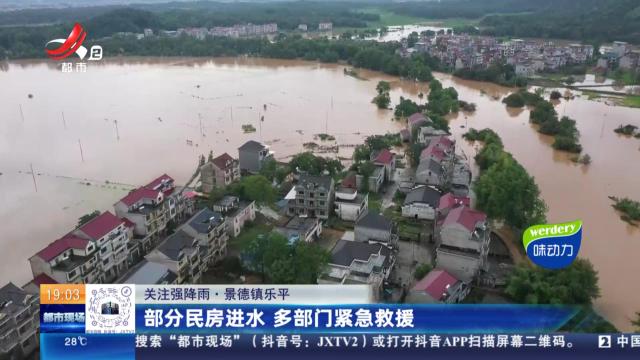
[146,208,228,284]
[29,211,130,284]
[114,174,191,254]
[334,187,368,222]
[318,238,395,300]
[212,196,256,238]
[318,22,333,31]
[0,283,39,359]
[435,206,490,282]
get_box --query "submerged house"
[435,206,490,282]
[276,217,322,244]
[318,239,395,299]
[200,152,240,193]
[406,269,470,304]
[286,174,335,220]
[334,186,369,222]
[354,212,397,246]
[402,186,442,221]
[238,140,273,174]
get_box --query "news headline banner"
[136,304,578,334]
[40,284,578,335]
[137,285,374,304]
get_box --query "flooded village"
[1,52,640,335]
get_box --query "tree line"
[0,2,378,30]
[388,0,640,44]
[503,89,583,153]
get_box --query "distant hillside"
[388,0,640,44]
[480,0,640,44]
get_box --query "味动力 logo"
[523,220,582,269]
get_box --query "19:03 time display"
[46,287,81,302]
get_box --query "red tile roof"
[146,174,174,190]
[119,174,176,206]
[119,187,161,207]
[421,145,445,161]
[36,234,90,262]
[408,113,427,127]
[442,206,487,232]
[211,153,236,169]
[412,269,459,301]
[434,136,454,149]
[374,149,394,165]
[78,211,122,240]
[121,217,135,228]
[341,173,357,189]
[32,273,58,285]
[438,193,471,211]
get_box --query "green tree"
[357,161,376,192]
[414,263,433,279]
[77,210,100,227]
[259,158,278,181]
[502,92,526,107]
[376,80,391,94]
[407,31,419,48]
[475,142,505,171]
[242,175,277,204]
[407,143,426,167]
[474,153,547,229]
[505,259,600,305]
[373,80,392,109]
[530,101,557,125]
[289,152,343,176]
[373,92,391,109]
[208,187,226,207]
[353,145,371,163]
[394,96,422,118]
[244,231,329,284]
[365,134,400,151]
[244,232,288,280]
[291,241,330,283]
[267,258,296,283]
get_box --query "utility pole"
[30,163,38,192]
[62,111,67,129]
[325,109,328,134]
[258,111,262,140]
[78,139,84,162]
[19,104,25,122]
[114,120,120,140]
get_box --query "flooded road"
[368,24,449,42]
[1,58,639,330]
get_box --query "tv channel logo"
[45,22,102,61]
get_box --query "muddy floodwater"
[1,58,639,330]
